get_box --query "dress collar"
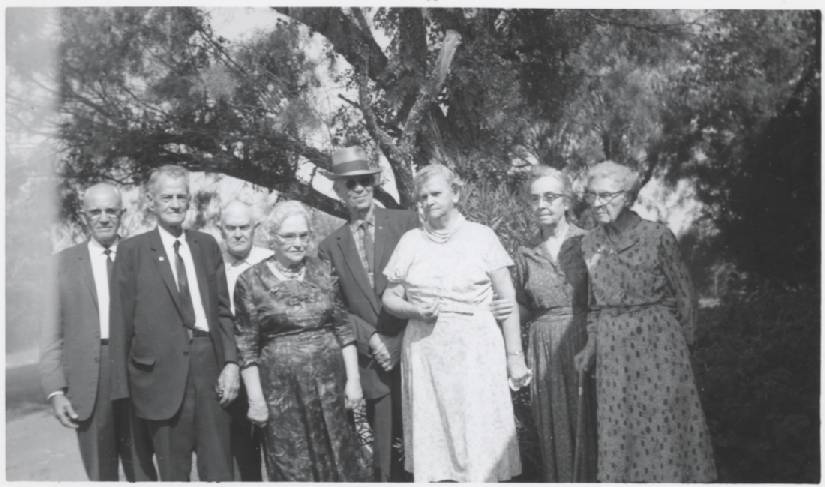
[422,211,466,244]
[522,220,585,262]
[596,209,642,253]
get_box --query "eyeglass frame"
[344,175,376,190]
[82,208,124,219]
[528,192,567,206]
[583,190,626,205]
[274,231,312,243]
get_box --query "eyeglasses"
[275,232,311,243]
[345,175,375,190]
[584,190,625,204]
[83,208,123,219]
[529,192,566,206]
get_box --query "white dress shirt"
[224,246,274,314]
[158,226,209,331]
[88,238,116,340]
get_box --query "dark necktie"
[103,248,113,282]
[173,240,196,329]
[359,221,374,274]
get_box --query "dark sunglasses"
[345,175,375,190]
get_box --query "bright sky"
[206,7,283,43]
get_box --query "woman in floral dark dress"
[513,166,597,482]
[576,161,716,482]
[233,201,371,482]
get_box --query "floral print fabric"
[581,210,716,482]
[233,257,371,481]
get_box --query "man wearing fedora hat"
[319,146,418,481]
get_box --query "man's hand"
[490,297,515,322]
[370,333,403,372]
[383,333,403,370]
[50,393,79,429]
[216,362,240,407]
[369,333,392,371]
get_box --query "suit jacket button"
[93,356,99,363]
[183,350,189,356]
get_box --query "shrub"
[692,282,820,482]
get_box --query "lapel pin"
[159,256,165,262]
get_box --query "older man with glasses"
[318,146,419,481]
[40,183,157,481]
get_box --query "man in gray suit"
[318,146,419,481]
[40,183,155,481]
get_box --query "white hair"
[82,182,123,208]
[528,165,573,196]
[219,198,263,226]
[146,164,189,195]
[414,164,464,196]
[264,200,312,237]
[587,160,639,193]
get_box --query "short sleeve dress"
[383,216,522,483]
[581,210,716,482]
[233,256,372,482]
[512,228,597,482]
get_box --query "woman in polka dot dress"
[575,161,716,482]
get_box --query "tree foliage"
[53,7,819,282]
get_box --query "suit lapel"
[337,226,381,314]
[149,228,187,318]
[186,231,212,317]
[76,244,98,311]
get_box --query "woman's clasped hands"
[344,378,365,410]
[247,399,269,427]
[416,299,440,323]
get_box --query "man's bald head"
[81,183,124,247]
[219,200,259,260]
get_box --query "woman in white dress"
[382,164,532,482]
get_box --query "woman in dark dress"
[233,201,372,482]
[576,161,715,482]
[513,166,597,482]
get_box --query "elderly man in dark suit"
[40,183,156,481]
[109,165,240,481]
[318,146,419,481]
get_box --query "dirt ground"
[6,363,87,481]
[5,363,243,481]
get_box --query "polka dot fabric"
[581,210,716,482]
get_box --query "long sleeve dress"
[581,210,716,482]
[512,228,597,482]
[233,256,372,482]
[382,216,522,482]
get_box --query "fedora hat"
[327,146,381,179]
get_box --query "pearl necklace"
[268,259,306,280]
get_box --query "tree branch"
[274,7,392,87]
[166,149,348,218]
[400,29,461,153]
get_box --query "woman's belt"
[535,306,575,317]
[590,299,676,313]
[438,301,487,316]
